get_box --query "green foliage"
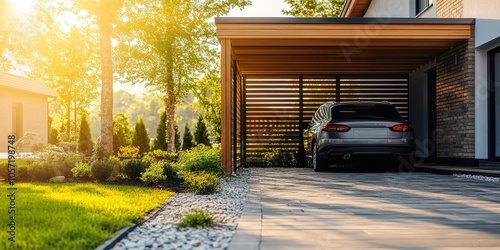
[182,123,194,150]
[192,70,221,143]
[92,138,106,161]
[152,110,168,151]
[161,162,177,180]
[23,145,85,178]
[48,128,60,145]
[91,160,114,182]
[0,182,173,249]
[142,150,178,165]
[175,145,224,178]
[183,171,222,195]
[140,162,167,185]
[194,115,210,146]
[123,159,148,180]
[117,145,140,160]
[175,125,181,151]
[263,149,299,168]
[113,112,133,154]
[78,115,94,157]
[179,208,214,228]
[282,0,345,17]
[71,162,92,178]
[108,155,124,176]
[132,117,151,156]
[28,162,57,182]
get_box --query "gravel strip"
[453,174,500,182]
[112,168,249,250]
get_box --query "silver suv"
[303,101,416,172]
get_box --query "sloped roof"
[341,0,372,17]
[0,72,56,97]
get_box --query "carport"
[215,17,474,172]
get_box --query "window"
[332,105,402,120]
[416,0,430,15]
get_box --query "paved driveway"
[230,168,500,249]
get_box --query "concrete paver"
[230,168,500,249]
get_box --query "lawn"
[0,182,174,250]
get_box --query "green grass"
[0,183,174,250]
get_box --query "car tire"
[312,143,326,172]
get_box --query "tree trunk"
[66,98,71,142]
[165,42,176,153]
[98,13,114,158]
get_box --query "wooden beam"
[221,39,232,174]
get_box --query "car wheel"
[313,143,325,172]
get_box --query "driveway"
[230,168,500,249]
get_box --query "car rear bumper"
[318,145,415,162]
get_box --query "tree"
[182,123,194,151]
[116,0,251,153]
[132,117,150,155]
[282,0,345,17]
[76,0,125,159]
[194,115,210,146]
[113,113,132,155]
[48,128,60,145]
[152,110,168,151]
[78,114,94,157]
[175,125,181,151]
[192,70,221,143]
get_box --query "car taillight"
[322,124,350,132]
[390,124,410,132]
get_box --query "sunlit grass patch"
[0,183,173,250]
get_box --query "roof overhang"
[340,0,373,17]
[215,17,475,75]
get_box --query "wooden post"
[221,39,233,174]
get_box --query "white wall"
[463,0,500,19]
[364,0,410,17]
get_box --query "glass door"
[489,47,500,158]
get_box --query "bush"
[71,162,92,178]
[183,171,221,195]
[29,162,57,182]
[123,159,148,180]
[263,148,298,167]
[117,145,140,160]
[23,145,85,177]
[17,166,31,182]
[162,162,177,179]
[175,145,224,178]
[140,162,167,185]
[179,208,214,228]
[108,155,124,176]
[91,160,113,182]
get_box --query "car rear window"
[332,104,402,120]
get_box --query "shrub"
[179,208,214,228]
[78,115,94,157]
[194,115,210,146]
[71,162,92,178]
[123,159,148,180]
[162,162,177,179]
[17,166,31,182]
[175,145,224,178]
[140,162,167,185]
[131,117,150,156]
[29,162,57,182]
[108,155,124,176]
[182,123,194,150]
[183,171,221,195]
[117,145,140,160]
[263,148,298,167]
[91,160,113,182]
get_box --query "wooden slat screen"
[242,74,409,165]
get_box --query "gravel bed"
[112,169,250,250]
[453,174,500,182]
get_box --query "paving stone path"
[230,168,500,250]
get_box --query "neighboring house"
[0,72,56,153]
[215,0,500,172]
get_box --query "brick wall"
[435,28,475,159]
[436,0,463,18]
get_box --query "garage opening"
[241,74,409,165]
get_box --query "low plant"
[183,171,222,195]
[175,145,224,178]
[123,159,148,180]
[117,145,140,160]
[162,162,177,179]
[143,150,179,165]
[108,155,124,176]
[28,161,57,182]
[178,208,214,228]
[71,162,92,178]
[140,162,167,186]
[91,160,113,182]
[263,148,299,167]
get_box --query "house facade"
[0,72,56,153]
[216,0,500,172]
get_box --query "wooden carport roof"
[216,17,474,173]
